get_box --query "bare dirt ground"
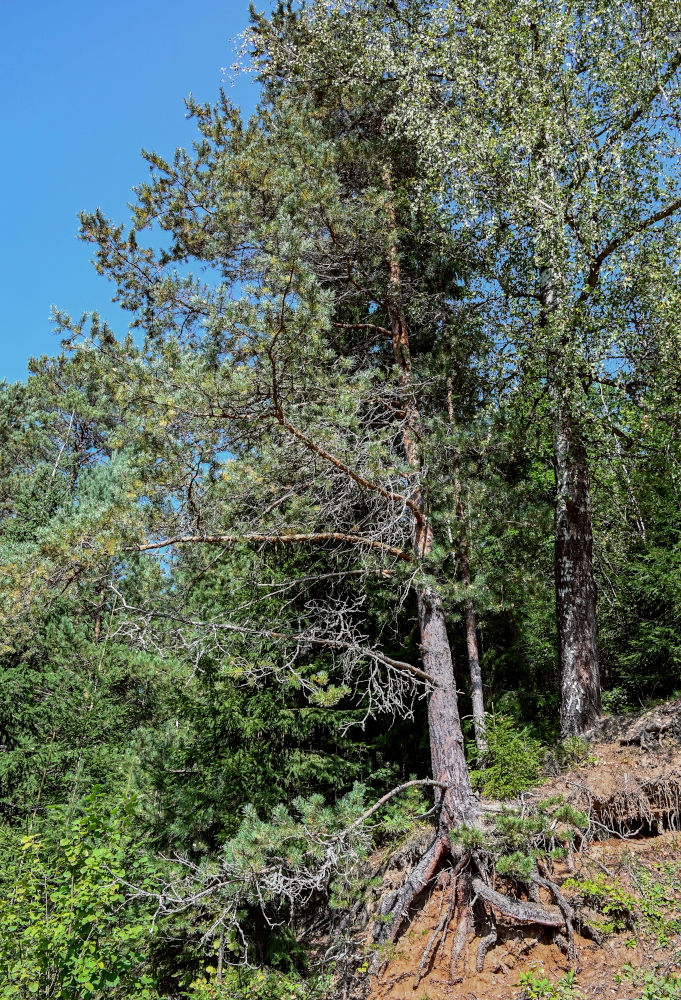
[365,701,681,1000]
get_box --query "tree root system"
[371,830,580,988]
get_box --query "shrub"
[517,968,582,1000]
[0,793,161,999]
[470,714,545,799]
[563,874,637,935]
[186,967,331,1000]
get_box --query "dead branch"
[130,532,413,562]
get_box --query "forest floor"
[365,700,681,1000]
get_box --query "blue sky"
[1,1,259,383]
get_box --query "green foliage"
[485,801,588,886]
[563,874,637,935]
[375,783,429,838]
[470,714,545,799]
[517,969,582,1000]
[551,804,588,831]
[634,861,681,946]
[565,860,681,944]
[450,823,488,851]
[4,0,681,994]
[600,687,631,715]
[494,811,548,850]
[552,737,594,770]
[186,967,330,1000]
[617,967,681,1000]
[0,794,162,999]
[496,850,537,881]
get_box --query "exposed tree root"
[413,895,451,988]
[366,771,681,992]
[371,822,580,992]
[371,810,586,989]
[449,906,470,981]
[373,835,449,945]
[566,772,681,838]
[536,874,576,960]
[412,865,460,989]
[475,918,497,973]
[363,708,681,994]
[449,872,472,981]
[437,872,456,960]
[470,878,566,928]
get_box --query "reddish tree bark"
[385,171,473,827]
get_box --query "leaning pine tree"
[55,5,589,962]
[73,90,481,940]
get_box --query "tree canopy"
[1,1,681,996]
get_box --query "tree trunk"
[540,262,601,736]
[454,472,487,758]
[446,380,487,757]
[553,401,601,735]
[419,585,473,827]
[384,166,473,826]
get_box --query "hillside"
[363,702,681,1000]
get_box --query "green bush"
[186,967,331,1000]
[470,714,545,799]
[0,793,161,999]
[563,874,637,935]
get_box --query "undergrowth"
[617,967,681,1000]
[564,856,681,944]
[517,968,582,1000]
[451,798,587,887]
[518,969,681,1000]
[470,714,545,798]
[187,968,331,1000]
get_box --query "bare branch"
[278,416,426,528]
[345,779,450,831]
[129,531,413,562]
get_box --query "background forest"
[1,0,681,997]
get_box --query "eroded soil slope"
[367,701,681,1000]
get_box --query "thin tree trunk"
[553,400,601,735]
[447,380,487,757]
[384,168,473,828]
[457,515,487,756]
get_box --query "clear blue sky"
[1,1,260,383]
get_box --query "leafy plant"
[517,968,582,1000]
[0,793,162,999]
[563,874,637,935]
[186,966,331,1000]
[616,966,681,1000]
[634,861,681,946]
[470,714,545,799]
